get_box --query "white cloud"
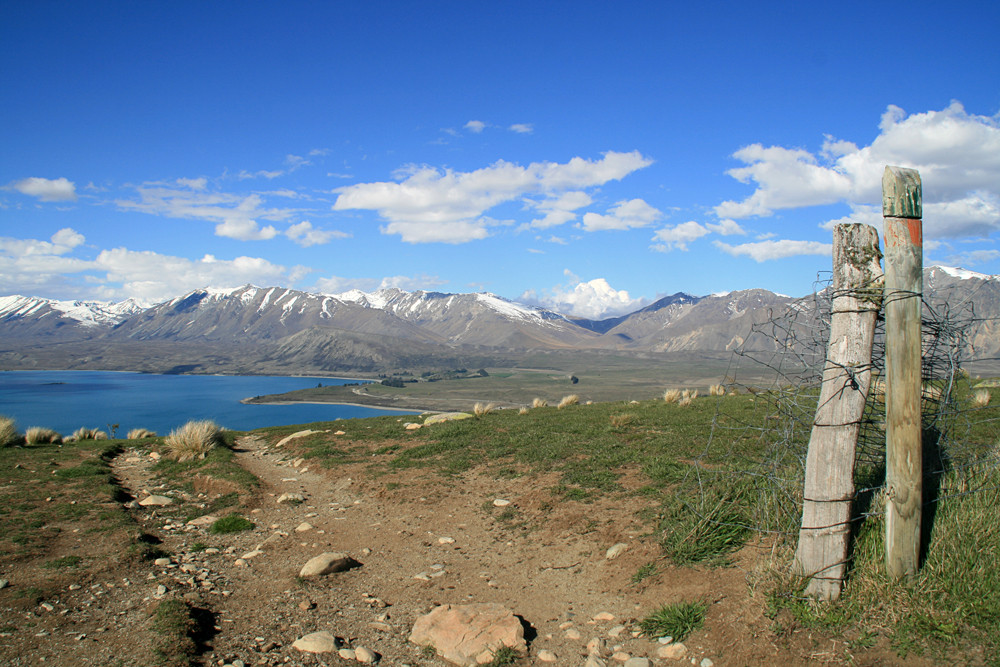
[715,102,1000,240]
[582,198,663,231]
[176,177,207,190]
[713,239,833,262]
[465,120,486,133]
[285,221,349,247]
[945,248,1000,267]
[705,218,746,236]
[312,273,445,295]
[7,177,78,202]
[650,220,710,251]
[520,274,648,319]
[526,190,592,229]
[238,169,284,180]
[0,229,305,302]
[509,123,533,134]
[333,151,653,243]
[117,182,299,241]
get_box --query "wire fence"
[681,272,1000,543]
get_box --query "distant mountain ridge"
[1,266,997,374]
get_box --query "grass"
[208,514,254,534]
[1,415,22,447]
[70,427,108,441]
[639,599,707,641]
[25,426,62,444]
[128,427,157,439]
[164,420,225,461]
[151,599,199,666]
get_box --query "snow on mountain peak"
[932,265,994,281]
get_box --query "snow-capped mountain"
[1,266,997,375]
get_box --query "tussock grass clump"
[531,397,548,408]
[165,420,225,462]
[151,598,199,666]
[1,416,23,447]
[25,427,62,445]
[639,599,707,641]
[209,513,254,534]
[610,413,637,429]
[972,389,991,407]
[127,428,157,439]
[557,394,579,409]
[518,407,529,415]
[663,388,681,404]
[473,402,497,417]
[70,427,108,441]
[708,383,726,396]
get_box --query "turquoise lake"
[0,370,417,436]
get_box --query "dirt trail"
[7,431,926,666]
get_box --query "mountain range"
[2,266,998,376]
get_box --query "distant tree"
[570,375,579,384]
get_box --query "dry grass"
[70,427,108,441]
[1,416,22,447]
[531,397,548,408]
[972,389,991,407]
[682,389,699,401]
[165,420,225,462]
[678,396,693,407]
[473,402,497,417]
[518,407,529,415]
[25,427,62,445]
[708,383,726,396]
[128,428,158,439]
[663,389,682,404]
[610,413,637,428]
[557,394,579,409]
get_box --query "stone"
[277,492,305,504]
[608,625,626,637]
[656,642,687,660]
[153,558,171,566]
[0,579,8,590]
[593,612,615,622]
[700,659,714,667]
[275,430,318,448]
[605,543,629,560]
[404,423,422,430]
[410,603,526,666]
[354,646,377,663]
[298,552,360,577]
[492,499,511,507]
[611,652,631,662]
[585,657,607,667]
[292,631,339,653]
[241,550,263,559]
[438,536,456,544]
[295,522,313,533]
[624,659,650,667]
[139,495,173,506]
[565,628,582,640]
[537,649,558,662]
[338,648,356,660]
[187,514,218,526]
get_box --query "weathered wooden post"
[793,223,882,600]
[882,165,923,579]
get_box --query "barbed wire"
[682,272,1000,542]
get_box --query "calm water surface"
[0,370,416,436]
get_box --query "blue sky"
[2,1,999,318]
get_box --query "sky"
[2,1,999,319]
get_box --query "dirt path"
[8,432,925,666]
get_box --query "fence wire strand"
[683,272,1000,542]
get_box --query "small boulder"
[298,552,360,578]
[605,542,629,560]
[277,492,305,504]
[139,495,173,506]
[423,412,474,425]
[186,514,218,527]
[275,430,318,448]
[410,603,526,666]
[292,631,340,653]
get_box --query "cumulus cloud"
[7,177,78,202]
[651,221,711,252]
[715,102,1000,240]
[520,272,648,319]
[117,182,298,241]
[581,198,662,231]
[713,239,833,262]
[526,191,593,230]
[705,218,747,235]
[464,120,486,133]
[285,221,349,247]
[0,228,306,302]
[509,123,533,134]
[945,248,1000,267]
[333,151,653,243]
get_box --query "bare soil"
[0,432,935,666]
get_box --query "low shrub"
[531,397,548,408]
[663,389,681,404]
[708,383,726,396]
[127,428,157,439]
[165,420,225,462]
[1,416,23,447]
[557,394,579,409]
[70,427,108,441]
[25,427,62,445]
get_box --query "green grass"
[208,514,254,534]
[151,599,199,666]
[42,555,82,569]
[639,599,707,641]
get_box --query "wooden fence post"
[793,223,882,600]
[883,165,923,579]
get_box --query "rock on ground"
[292,630,340,653]
[410,603,526,666]
[298,552,360,577]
